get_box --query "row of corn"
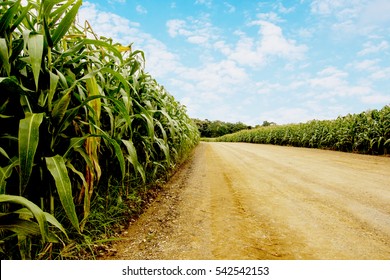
[0,0,199,259]
[218,106,390,155]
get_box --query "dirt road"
[106,142,390,260]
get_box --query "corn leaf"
[13,207,68,239]
[51,90,71,125]
[18,113,44,192]
[51,0,82,46]
[28,34,44,90]
[0,0,20,35]
[1,219,41,236]
[63,136,87,158]
[0,194,49,242]
[106,138,126,181]
[48,71,59,111]
[0,159,19,195]
[10,2,31,33]
[50,0,74,25]
[122,139,145,182]
[45,155,80,233]
[0,38,10,76]
[83,39,123,62]
[44,211,68,239]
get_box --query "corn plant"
[0,0,199,259]
[217,105,390,155]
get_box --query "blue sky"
[79,0,390,125]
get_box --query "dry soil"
[103,142,390,260]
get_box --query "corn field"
[0,0,199,259]
[218,106,390,155]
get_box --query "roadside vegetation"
[0,0,199,259]
[217,105,390,155]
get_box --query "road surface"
[105,142,390,259]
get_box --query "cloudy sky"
[78,0,390,125]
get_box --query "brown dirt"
[102,142,390,260]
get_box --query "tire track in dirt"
[104,142,390,260]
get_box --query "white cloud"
[256,12,284,23]
[195,0,212,8]
[78,2,141,43]
[136,5,147,14]
[361,0,390,25]
[213,40,231,56]
[254,20,307,59]
[370,67,390,80]
[358,40,389,56]
[226,21,307,68]
[351,59,380,71]
[167,19,187,37]
[307,66,373,100]
[297,28,314,38]
[310,0,390,36]
[223,2,236,13]
[310,0,344,15]
[277,2,295,14]
[166,16,219,46]
[361,93,390,104]
[228,34,265,67]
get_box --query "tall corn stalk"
[0,0,199,259]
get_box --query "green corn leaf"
[66,161,88,200]
[18,113,44,192]
[101,67,130,93]
[44,211,68,239]
[0,147,10,160]
[51,90,71,125]
[50,0,74,25]
[122,139,145,183]
[83,39,123,62]
[80,95,133,127]
[73,145,95,178]
[63,136,87,158]
[104,137,125,181]
[155,137,170,166]
[13,207,68,239]
[45,155,80,233]
[10,2,31,33]
[0,194,49,242]
[0,38,10,76]
[41,0,61,16]
[0,159,19,195]
[0,0,20,35]
[48,71,59,111]
[43,16,53,48]
[85,131,126,182]
[51,0,82,46]
[27,34,44,91]
[1,219,41,236]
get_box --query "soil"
[101,142,390,260]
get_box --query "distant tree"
[192,119,251,138]
[261,120,276,127]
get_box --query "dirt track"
[106,142,390,260]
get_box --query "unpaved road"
[105,142,390,260]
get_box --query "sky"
[78,0,390,125]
